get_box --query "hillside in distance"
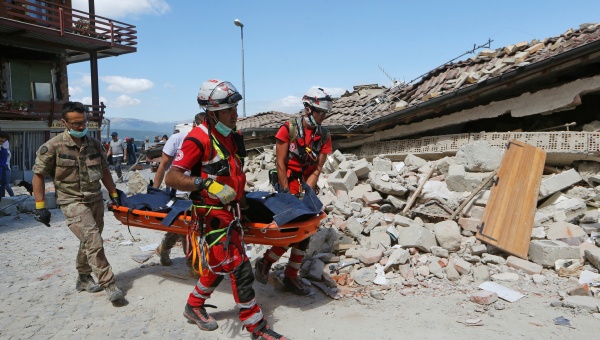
[107,117,184,132]
[101,117,192,142]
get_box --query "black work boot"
[105,283,124,302]
[283,276,311,296]
[155,243,172,266]
[254,257,272,284]
[252,323,288,340]
[75,274,102,293]
[183,303,218,331]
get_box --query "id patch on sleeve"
[175,149,184,161]
[39,146,49,155]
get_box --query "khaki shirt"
[33,130,109,205]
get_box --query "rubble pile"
[244,141,600,315]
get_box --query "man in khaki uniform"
[32,101,125,303]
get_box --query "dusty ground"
[0,173,598,339]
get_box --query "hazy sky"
[68,0,600,122]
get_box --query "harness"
[188,203,246,276]
[183,124,247,276]
[286,117,329,179]
[187,124,245,202]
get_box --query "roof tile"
[324,23,600,128]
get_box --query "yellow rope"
[189,204,225,277]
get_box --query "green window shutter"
[30,63,52,83]
[9,61,31,101]
[9,61,53,101]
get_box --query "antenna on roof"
[378,64,396,85]
[404,38,494,87]
[344,38,494,132]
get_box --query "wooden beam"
[449,169,498,220]
[402,164,436,216]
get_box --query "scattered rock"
[470,290,498,305]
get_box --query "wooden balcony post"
[59,7,64,36]
[110,21,114,47]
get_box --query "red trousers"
[264,176,310,278]
[187,208,265,333]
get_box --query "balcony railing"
[1,1,137,48]
[0,100,106,124]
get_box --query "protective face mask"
[69,127,88,138]
[215,121,232,137]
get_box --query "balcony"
[0,100,105,125]
[0,1,137,63]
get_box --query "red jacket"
[275,118,332,180]
[172,122,246,205]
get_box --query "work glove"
[34,208,51,227]
[110,192,121,207]
[205,179,236,204]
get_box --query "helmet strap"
[206,109,222,124]
[305,112,318,128]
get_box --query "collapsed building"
[243,141,600,311]
[235,23,600,311]
[239,23,600,166]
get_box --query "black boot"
[105,283,124,302]
[183,303,218,331]
[155,243,172,266]
[254,257,272,284]
[75,274,102,293]
[283,276,311,296]
[252,321,288,340]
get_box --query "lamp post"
[234,18,246,118]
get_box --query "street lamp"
[234,18,246,118]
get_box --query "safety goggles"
[198,81,243,106]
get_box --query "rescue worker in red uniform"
[254,88,333,295]
[165,79,287,340]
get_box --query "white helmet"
[197,79,242,111]
[302,87,333,112]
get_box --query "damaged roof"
[239,23,600,137]
[326,23,600,132]
[237,110,299,136]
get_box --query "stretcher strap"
[125,207,141,242]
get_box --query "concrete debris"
[491,272,520,282]
[454,141,503,172]
[538,168,582,199]
[562,296,600,313]
[217,141,600,308]
[506,256,543,275]
[528,240,580,268]
[397,225,437,252]
[233,145,600,303]
[433,220,462,251]
[127,171,149,195]
[470,290,498,305]
[584,248,600,270]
